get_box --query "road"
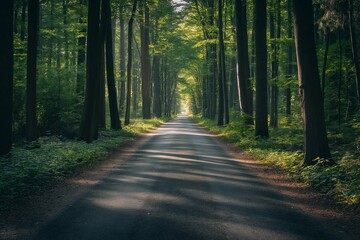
[33,115,336,240]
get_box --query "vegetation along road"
[32,116,335,240]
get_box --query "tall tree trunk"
[119,6,126,116]
[98,2,107,129]
[76,0,86,95]
[218,0,228,125]
[26,0,40,142]
[152,14,161,118]
[286,0,293,116]
[338,30,343,125]
[255,0,269,137]
[140,0,151,119]
[293,0,333,166]
[348,0,360,103]
[0,1,14,155]
[125,0,137,125]
[20,0,26,41]
[79,0,101,142]
[62,0,69,70]
[321,28,330,98]
[269,0,279,128]
[234,0,252,122]
[104,0,121,130]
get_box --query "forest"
[1,0,360,216]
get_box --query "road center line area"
[32,115,336,240]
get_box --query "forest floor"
[1,116,360,239]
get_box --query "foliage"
[193,115,360,209]
[0,118,165,212]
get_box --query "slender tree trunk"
[293,0,333,165]
[255,0,269,137]
[218,0,228,125]
[286,0,293,116]
[104,0,121,130]
[234,0,252,122]
[26,0,40,142]
[62,0,69,70]
[338,30,343,125]
[119,6,126,116]
[140,0,151,119]
[76,0,86,95]
[0,1,14,155]
[20,0,26,41]
[125,0,137,125]
[79,0,101,142]
[348,0,360,103]
[98,3,107,129]
[321,28,330,98]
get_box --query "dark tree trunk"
[152,15,161,118]
[293,0,333,166]
[104,0,121,130]
[125,0,137,125]
[255,0,269,137]
[338,30,343,125]
[76,0,86,95]
[321,28,330,98]
[140,0,151,119]
[119,6,126,116]
[348,0,360,103]
[234,0,252,122]
[20,0,26,41]
[286,0,293,116]
[218,0,228,125]
[0,1,14,155]
[26,0,40,142]
[62,0,69,70]
[79,0,101,142]
[98,3,106,129]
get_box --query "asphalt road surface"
[33,115,336,240]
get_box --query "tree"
[119,5,126,117]
[234,0,252,122]
[125,0,138,125]
[26,0,40,142]
[217,0,229,125]
[255,0,269,137]
[0,1,14,155]
[104,0,121,130]
[293,0,333,165]
[140,0,151,119]
[79,0,101,142]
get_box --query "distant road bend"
[33,115,336,240]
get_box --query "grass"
[193,114,360,210]
[0,118,166,212]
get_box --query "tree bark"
[293,0,333,165]
[20,0,26,41]
[234,0,252,122]
[104,0,121,130]
[125,0,138,125]
[140,0,152,119]
[348,0,360,103]
[76,0,86,95]
[286,0,293,116]
[0,1,14,155]
[218,0,228,125]
[26,0,40,142]
[119,5,126,116]
[255,0,269,137]
[79,0,101,142]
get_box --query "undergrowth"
[0,118,165,212]
[193,115,360,209]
